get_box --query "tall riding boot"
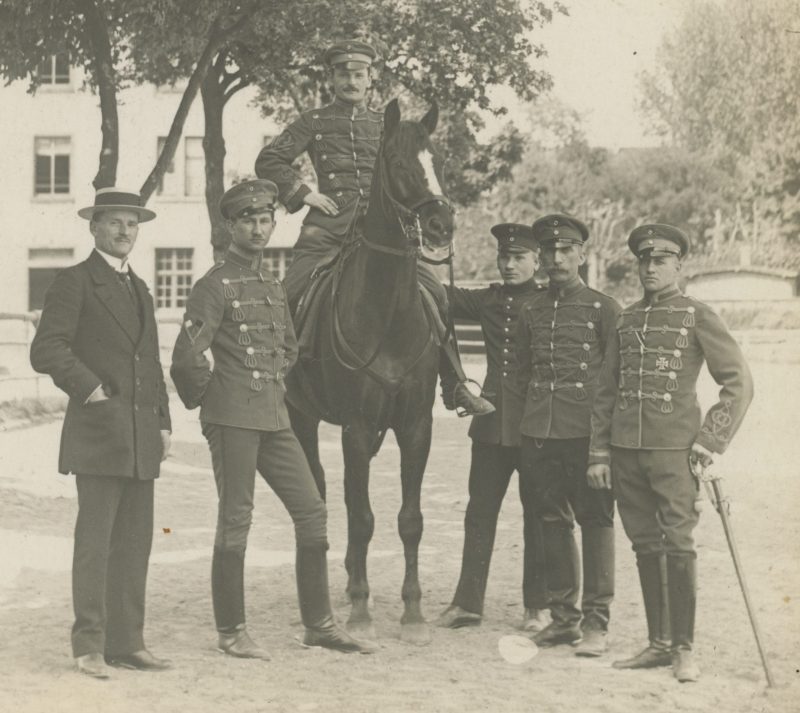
[668,554,699,682]
[612,553,671,669]
[439,341,495,416]
[532,523,582,646]
[213,549,269,659]
[575,527,615,656]
[296,547,377,654]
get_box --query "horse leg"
[394,415,433,645]
[288,402,326,501]
[342,424,376,639]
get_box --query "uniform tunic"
[450,280,544,446]
[589,286,754,460]
[446,279,547,614]
[516,280,621,439]
[588,286,754,556]
[256,99,386,307]
[171,250,297,431]
[255,98,383,238]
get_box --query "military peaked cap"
[220,180,278,220]
[628,223,690,258]
[531,214,589,247]
[491,223,538,253]
[324,40,377,68]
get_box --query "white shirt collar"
[95,248,129,273]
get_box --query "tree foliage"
[639,0,800,259]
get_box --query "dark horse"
[286,99,454,645]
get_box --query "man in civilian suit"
[30,187,172,679]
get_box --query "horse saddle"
[293,240,445,362]
[294,246,354,359]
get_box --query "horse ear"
[384,99,401,137]
[420,102,439,135]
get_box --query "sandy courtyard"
[0,354,798,713]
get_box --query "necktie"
[117,271,139,311]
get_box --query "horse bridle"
[360,146,455,264]
[330,145,456,386]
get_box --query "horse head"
[379,98,454,261]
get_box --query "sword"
[691,460,775,688]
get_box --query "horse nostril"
[429,218,444,234]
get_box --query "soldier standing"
[255,39,492,417]
[171,180,374,657]
[437,224,549,631]
[588,224,753,682]
[516,214,620,656]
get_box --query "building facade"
[0,54,303,318]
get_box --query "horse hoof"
[400,622,432,646]
[346,620,377,641]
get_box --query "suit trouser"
[201,423,328,631]
[451,441,546,614]
[284,224,446,313]
[72,475,154,658]
[520,436,615,629]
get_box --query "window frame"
[33,136,71,197]
[154,247,194,309]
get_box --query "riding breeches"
[201,422,328,552]
[611,447,700,557]
[284,224,447,315]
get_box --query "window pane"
[53,155,70,193]
[35,155,52,194]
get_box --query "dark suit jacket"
[30,249,171,478]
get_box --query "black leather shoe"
[532,621,582,647]
[75,652,111,679]
[303,616,377,654]
[437,605,482,629]
[217,627,270,660]
[612,644,672,669]
[452,383,495,417]
[105,649,171,671]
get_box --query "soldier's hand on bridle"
[689,441,714,469]
[304,191,339,216]
[586,464,612,490]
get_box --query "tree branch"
[139,0,261,202]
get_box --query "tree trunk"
[201,67,230,261]
[138,1,260,203]
[78,0,118,189]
